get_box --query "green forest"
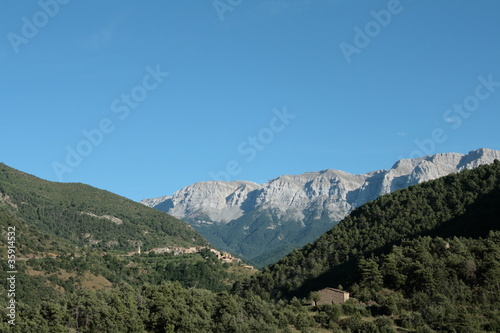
[236,161,500,331]
[1,162,500,331]
[0,163,208,255]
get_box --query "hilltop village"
[129,245,244,265]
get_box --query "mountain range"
[142,148,500,267]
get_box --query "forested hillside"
[240,160,500,299]
[0,163,207,255]
[232,161,500,331]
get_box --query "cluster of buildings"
[136,245,243,264]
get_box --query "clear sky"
[1,0,500,201]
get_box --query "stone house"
[313,288,350,305]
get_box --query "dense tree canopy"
[240,161,500,301]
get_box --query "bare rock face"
[142,181,261,224]
[141,148,500,266]
[143,148,500,225]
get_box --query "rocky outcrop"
[79,212,123,225]
[142,181,261,224]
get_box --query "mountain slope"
[143,148,500,266]
[238,160,500,300]
[0,163,208,256]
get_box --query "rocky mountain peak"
[143,149,500,225]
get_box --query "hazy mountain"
[142,148,500,267]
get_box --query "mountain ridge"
[142,148,500,266]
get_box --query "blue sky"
[1,0,500,201]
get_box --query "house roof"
[320,287,349,294]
